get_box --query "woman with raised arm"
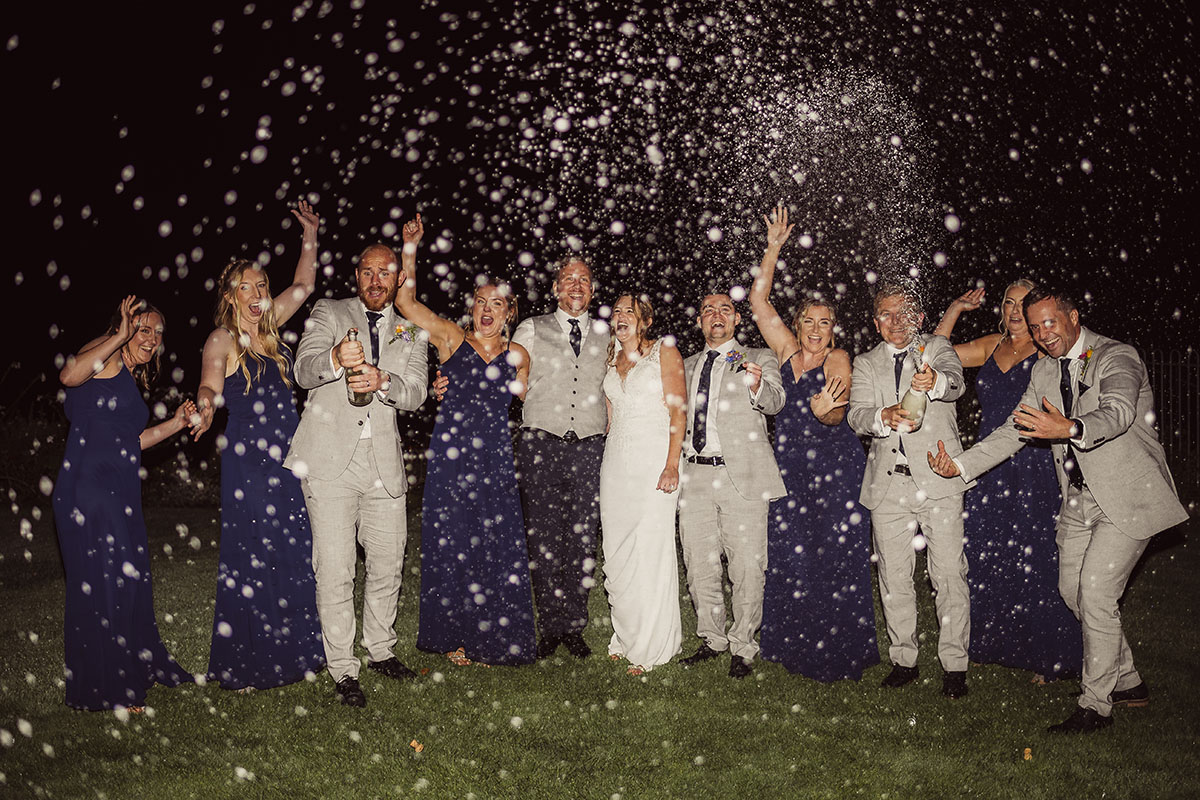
[192,200,325,691]
[52,296,197,711]
[934,281,1081,682]
[749,204,878,682]
[396,214,537,666]
[600,292,687,675]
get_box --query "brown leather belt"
[687,454,726,467]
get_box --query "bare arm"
[810,348,851,425]
[59,295,139,387]
[748,204,799,364]
[140,400,197,450]
[193,329,235,439]
[397,214,466,361]
[508,342,530,402]
[272,200,320,326]
[657,341,687,493]
[933,287,998,368]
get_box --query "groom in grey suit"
[847,281,973,699]
[929,285,1187,733]
[678,293,786,679]
[285,243,428,707]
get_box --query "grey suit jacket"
[683,346,787,502]
[284,298,428,497]
[847,333,974,508]
[956,327,1186,540]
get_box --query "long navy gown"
[967,353,1082,678]
[761,362,879,682]
[207,354,324,689]
[52,367,192,710]
[417,343,536,665]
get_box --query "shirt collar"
[1063,330,1087,361]
[555,307,589,332]
[358,301,389,324]
[707,338,738,357]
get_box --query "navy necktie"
[894,352,907,455]
[692,350,720,453]
[1060,358,1084,489]
[569,318,581,357]
[366,311,383,365]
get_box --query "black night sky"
[3,0,1197,408]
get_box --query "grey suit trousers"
[872,474,969,672]
[303,438,408,681]
[1058,483,1147,716]
[678,462,769,662]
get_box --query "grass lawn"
[1,499,1197,799]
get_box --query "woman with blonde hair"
[599,290,687,675]
[396,214,537,666]
[193,200,325,690]
[748,204,878,682]
[935,280,1081,682]
[53,296,198,710]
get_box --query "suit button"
[358,420,364,426]
[891,448,897,454]
[886,470,892,476]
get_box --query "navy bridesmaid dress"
[207,353,324,689]
[967,352,1082,678]
[52,367,192,710]
[417,343,536,665]
[761,362,879,682]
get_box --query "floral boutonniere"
[725,349,747,372]
[388,321,421,345]
[1077,347,1095,384]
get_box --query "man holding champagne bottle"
[285,243,429,707]
[846,281,974,699]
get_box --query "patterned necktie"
[894,352,907,455]
[1060,358,1084,489]
[568,318,581,357]
[366,311,383,365]
[692,350,721,453]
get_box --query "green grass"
[1,500,1198,800]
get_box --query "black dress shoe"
[334,676,366,707]
[561,632,592,659]
[1110,681,1149,708]
[1048,706,1113,734]
[367,657,417,680]
[536,635,561,660]
[729,656,753,679]
[942,671,968,699]
[880,664,919,688]
[680,643,723,667]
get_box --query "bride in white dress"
[600,293,687,674]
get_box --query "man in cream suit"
[285,243,428,707]
[510,256,609,660]
[678,293,786,679]
[928,285,1186,733]
[846,281,973,699]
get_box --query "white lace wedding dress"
[600,339,682,670]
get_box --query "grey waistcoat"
[520,314,609,438]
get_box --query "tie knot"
[569,318,580,328]
[894,352,906,363]
[706,350,720,362]
[366,311,383,325]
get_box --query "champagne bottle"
[898,348,927,432]
[344,328,373,407]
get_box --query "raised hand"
[762,204,794,250]
[291,199,320,240]
[402,214,424,247]
[742,360,764,394]
[116,295,144,343]
[949,287,985,315]
[173,399,198,430]
[926,440,960,477]
[811,374,849,418]
[909,363,937,393]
